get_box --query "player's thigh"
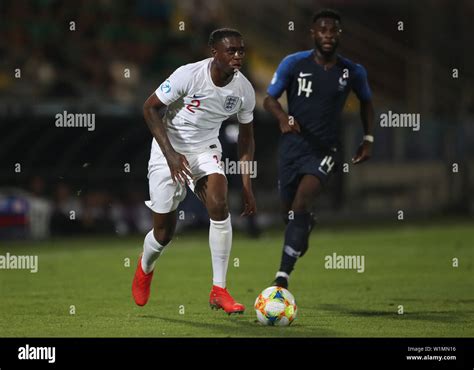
[291,150,338,211]
[292,174,323,212]
[146,157,187,215]
[195,173,228,213]
[278,161,299,213]
[280,200,292,224]
[188,146,228,218]
[145,157,186,243]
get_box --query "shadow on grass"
[136,315,339,337]
[391,298,474,304]
[318,304,472,324]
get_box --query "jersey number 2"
[186,99,200,113]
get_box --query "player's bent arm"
[238,121,257,215]
[143,93,176,156]
[263,95,287,122]
[143,93,191,184]
[360,99,375,138]
[263,95,300,133]
[352,99,375,165]
[238,121,255,190]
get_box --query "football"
[254,286,297,326]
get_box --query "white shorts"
[145,141,226,214]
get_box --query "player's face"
[212,37,245,74]
[311,18,341,56]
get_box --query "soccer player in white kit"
[132,29,256,314]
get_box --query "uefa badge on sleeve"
[161,79,171,93]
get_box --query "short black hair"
[312,9,341,24]
[208,28,242,47]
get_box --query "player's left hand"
[241,187,257,216]
[352,141,372,165]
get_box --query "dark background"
[0,0,472,239]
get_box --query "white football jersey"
[153,58,255,154]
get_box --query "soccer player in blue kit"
[263,9,375,288]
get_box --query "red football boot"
[209,285,245,315]
[132,254,154,306]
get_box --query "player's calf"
[277,211,314,280]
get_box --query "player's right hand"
[165,151,192,185]
[279,115,301,134]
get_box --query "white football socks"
[276,271,290,280]
[141,230,169,274]
[209,214,232,288]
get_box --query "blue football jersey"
[267,50,372,153]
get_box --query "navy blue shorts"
[278,147,339,204]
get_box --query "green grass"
[0,222,473,337]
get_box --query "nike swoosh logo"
[299,72,312,77]
[192,94,205,99]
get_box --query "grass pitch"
[0,222,473,337]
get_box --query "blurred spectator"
[81,191,114,233]
[29,175,47,198]
[50,182,83,235]
[110,190,152,235]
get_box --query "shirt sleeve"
[352,64,372,102]
[155,65,191,105]
[237,83,256,124]
[266,55,294,99]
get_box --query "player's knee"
[292,196,313,212]
[206,196,228,220]
[153,228,173,246]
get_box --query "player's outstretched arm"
[263,95,301,134]
[352,99,375,165]
[143,93,191,184]
[238,121,257,216]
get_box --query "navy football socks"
[278,212,313,275]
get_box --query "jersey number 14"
[297,78,313,97]
[318,155,335,175]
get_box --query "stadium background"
[0,0,473,340]
[0,0,472,239]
